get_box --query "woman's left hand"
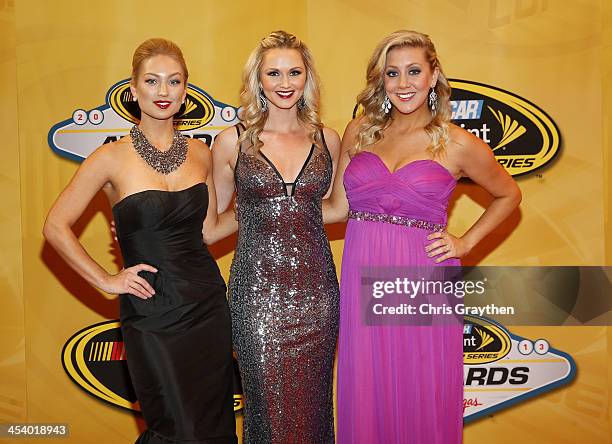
[425,232,470,263]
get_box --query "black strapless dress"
[112,183,237,444]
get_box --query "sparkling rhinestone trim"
[130,125,188,175]
[348,209,446,232]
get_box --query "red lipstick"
[154,101,171,109]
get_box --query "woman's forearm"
[322,198,348,225]
[204,209,238,245]
[43,220,111,290]
[460,190,522,252]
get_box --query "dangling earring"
[381,95,392,114]
[297,96,306,110]
[133,96,138,102]
[428,87,438,114]
[259,88,268,112]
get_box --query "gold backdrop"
[1,0,611,442]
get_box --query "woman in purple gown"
[324,30,522,443]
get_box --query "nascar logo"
[62,321,244,412]
[463,316,575,422]
[107,81,217,131]
[48,79,239,162]
[351,79,561,177]
[450,79,561,176]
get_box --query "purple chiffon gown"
[337,151,463,444]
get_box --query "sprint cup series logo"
[463,316,575,422]
[62,321,244,412]
[64,319,574,419]
[450,79,561,176]
[463,314,511,365]
[352,79,561,177]
[48,79,239,162]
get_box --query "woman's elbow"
[42,217,60,243]
[202,231,214,246]
[326,208,348,225]
[512,184,522,207]
[337,203,349,223]
[203,226,220,246]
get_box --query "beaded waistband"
[348,210,446,232]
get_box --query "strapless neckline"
[358,151,456,180]
[112,182,207,211]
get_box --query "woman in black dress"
[44,38,236,443]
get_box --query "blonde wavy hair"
[238,31,323,152]
[354,30,451,157]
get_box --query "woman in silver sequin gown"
[212,31,340,443]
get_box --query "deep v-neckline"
[258,144,316,196]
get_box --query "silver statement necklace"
[130,125,188,175]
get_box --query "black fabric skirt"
[121,287,237,444]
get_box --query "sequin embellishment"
[229,126,339,444]
[348,209,446,232]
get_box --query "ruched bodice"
[113,183,225,315]
[344,151,456,225]
[337,150,463,444]
[111,182,236,443]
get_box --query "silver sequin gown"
[229,124,339,443]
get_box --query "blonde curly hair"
[238,31,323,152]
[355,30,451,157]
